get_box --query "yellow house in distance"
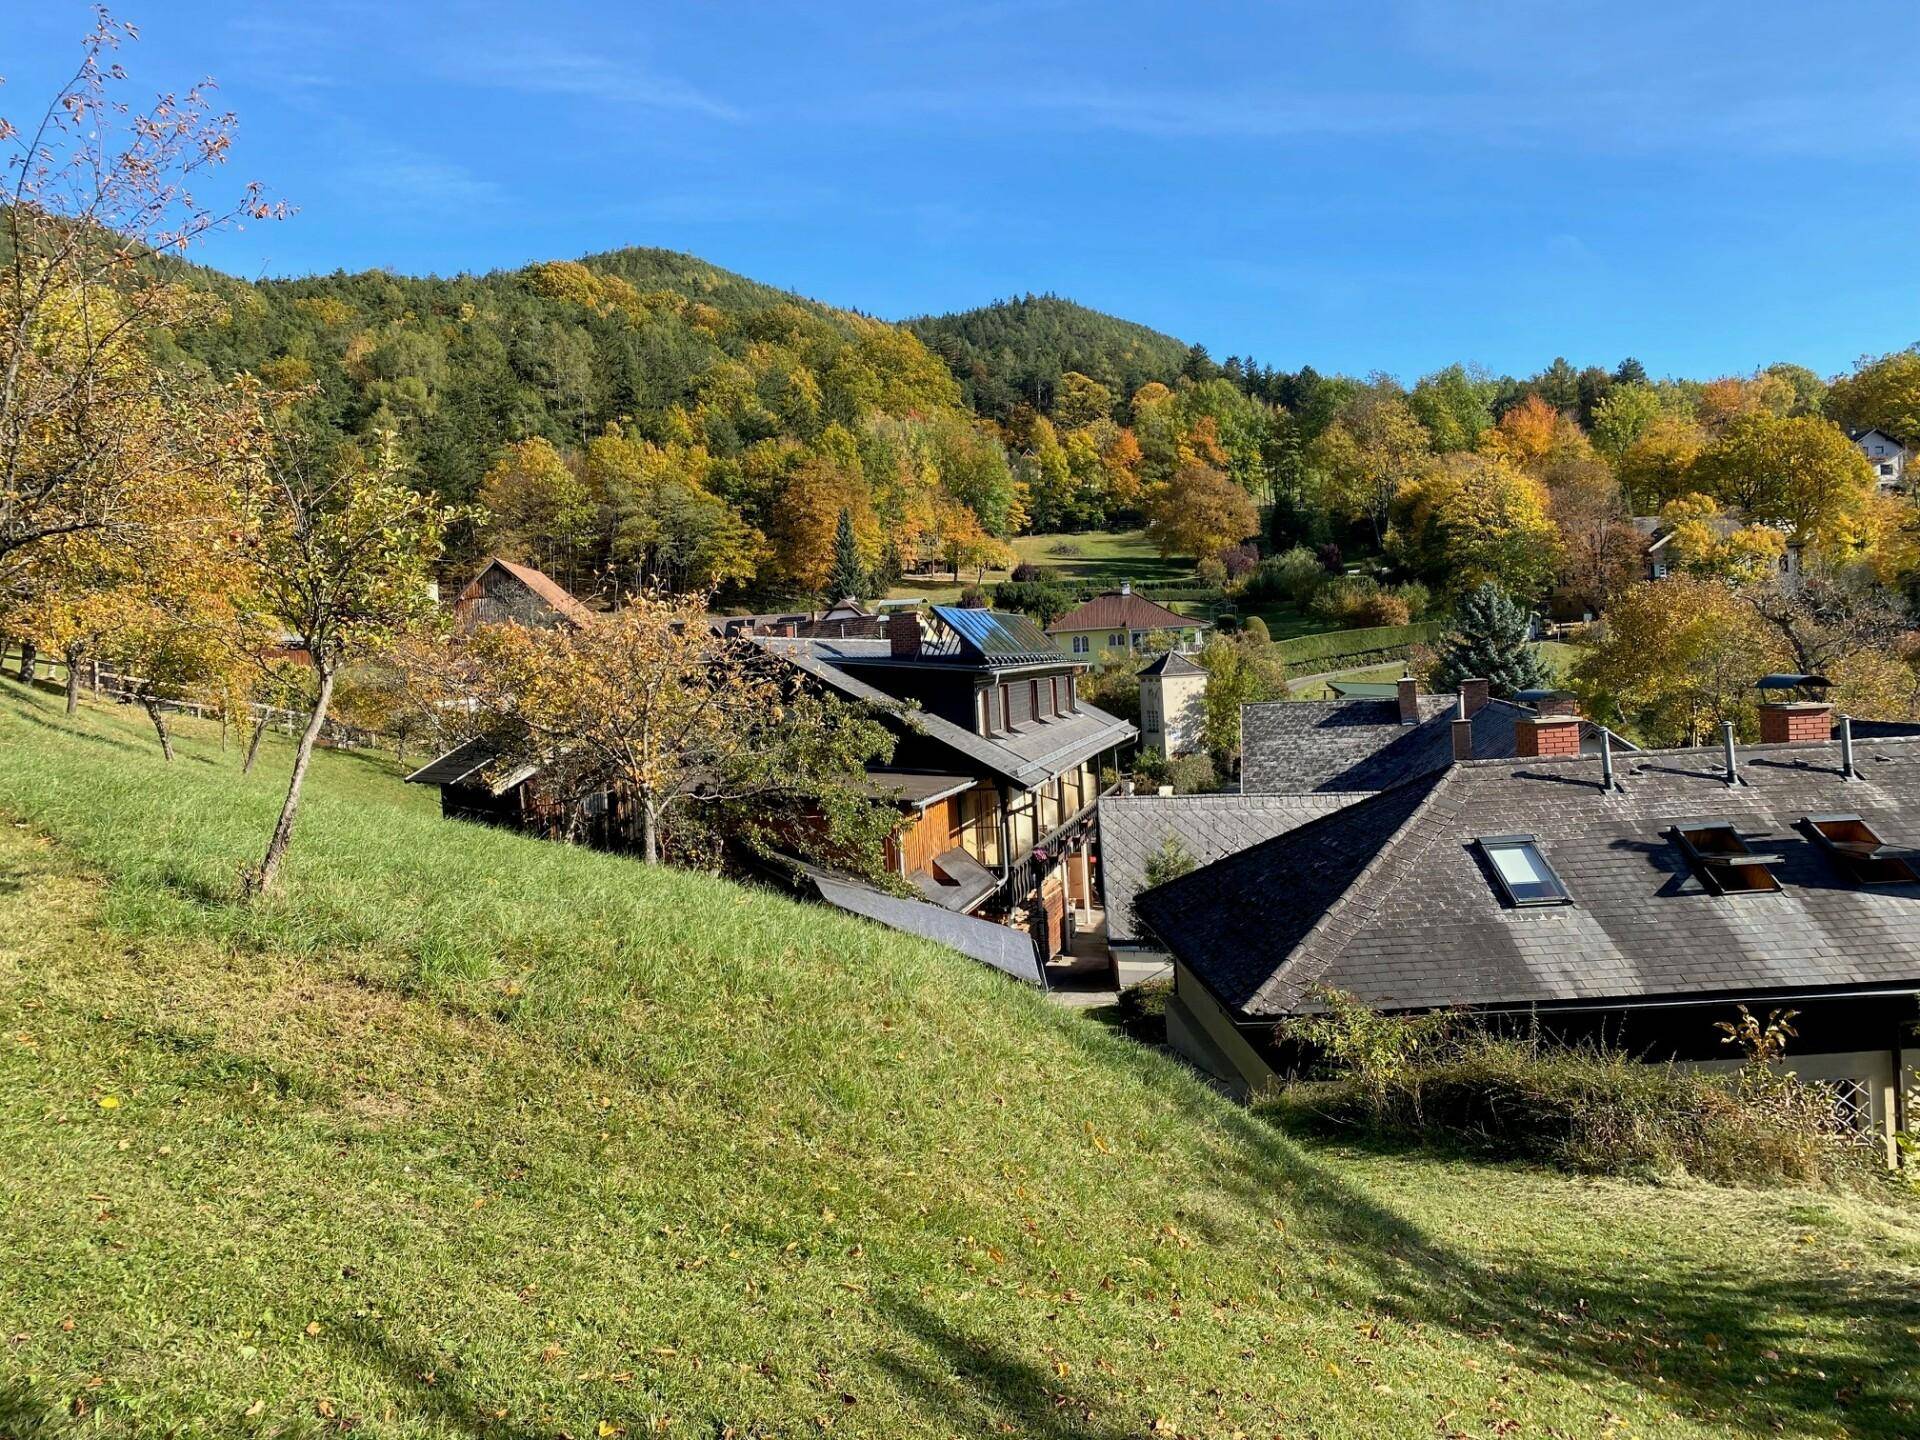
[1046,582,1207,658]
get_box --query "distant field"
[4,680,1918,1437]
[886,529,1196,606]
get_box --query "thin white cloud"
[335,144,505,215]
[436,40,741,122]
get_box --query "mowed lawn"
[2,681,1919,1438]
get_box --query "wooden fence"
[0,643,386,751]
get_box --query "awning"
[911,846,999,912]
[810,874,1044,987]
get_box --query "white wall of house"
[1855,430,1909,493]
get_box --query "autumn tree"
[1689,413,1876,552]
[236,437,457,894]
[1308,387,1431,545]
[0,10,281,598]
[476,437,591,579]
[1053,371,1115,428]
[1391,454,1561,599]
[1547,458,1640,610]
[1616,413,1707,513]
[1142,462,1258,562]
[465,594,897,870]
[1573,577,1788,746]
[1656,494,1787,586]
[1825,350,1920,443]
[1589,383,1665,463]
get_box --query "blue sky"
[5,1,1917,381]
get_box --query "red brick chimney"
[887,610,922,658]
[1516,714,1583,758]
[1397,676,1420,725]
[1758,701,1832,745]
[774,620,797,638]
[1458,677,1489,717]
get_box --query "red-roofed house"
[1046,582,1206,658]
[453,557,597,630]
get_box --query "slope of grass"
[2,680,1919,1437]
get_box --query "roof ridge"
[1246,767,1463,1012]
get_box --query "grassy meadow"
[1,679,1917,1437]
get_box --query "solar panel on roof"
[930,605,1060,662]
[404,736,501,787]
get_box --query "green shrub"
[1272,621,1445,672]
[1167,752,1219,794]
[1241,615,1271,645]
[1114,977,1172,1044]
[1263,995,1881,1188]
[1392,581,1431,620]
[1351,591,1411,627]
[1243,546,1323,607]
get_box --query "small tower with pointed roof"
[1139,649,1207,758]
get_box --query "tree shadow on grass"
[1050,1017,1920,1438]
[327,1317,551,1440]
[873,1297,1146,1440]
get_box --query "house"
[1633,515,1800,584]
[412,562,1136,976]
[757,606,1136,961]
[1103,679,1636,979]
[1851,427,1909,494]
[454,557,597,630]
[1047,582,1207,658]
[1137,650,1207,758]
[1138,694,1920,1158]
[712,598,889,642]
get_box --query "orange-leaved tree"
[0,7,282,599]
[463,595,897,871]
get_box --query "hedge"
[1271,621,1444,672]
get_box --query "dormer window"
[1475,835,1570,907]
[1801,814,1920,886]
[1668,823,1782,895]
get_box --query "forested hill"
[907,294,1194,420]
[165,245,1265,604]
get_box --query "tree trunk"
[142,694,175,762]
[63,647,81,714]
[640,791,659,864]
[18,640,36,684]
[248,665,336,897]
[241,714,267,775]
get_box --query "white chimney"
[1120,579,1132,596]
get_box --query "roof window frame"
[1667,821,1784,896]
[1474,833,1572,908]
[1799,813,1920,887]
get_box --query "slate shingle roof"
[1099,792,1367,943]
[1139,650,1204,678]
[758,636,1135,789]
[1138,737,1920,1021]
[1238,696,1525,794]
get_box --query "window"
[1811,1077,1873,1135]
[1105,633,1124,649]
[1882,462,1895,476]
[1668,823,1782,895]
[1072,634,1089,654]
[1801,814,1920,886]
[1475,835,1571,907]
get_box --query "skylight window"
[1475,835,1571,907]
[1668,823,1783,895]
[1801,814,1920,886]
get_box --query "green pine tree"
[826,507,867,602]
[1432,583,1550,697]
